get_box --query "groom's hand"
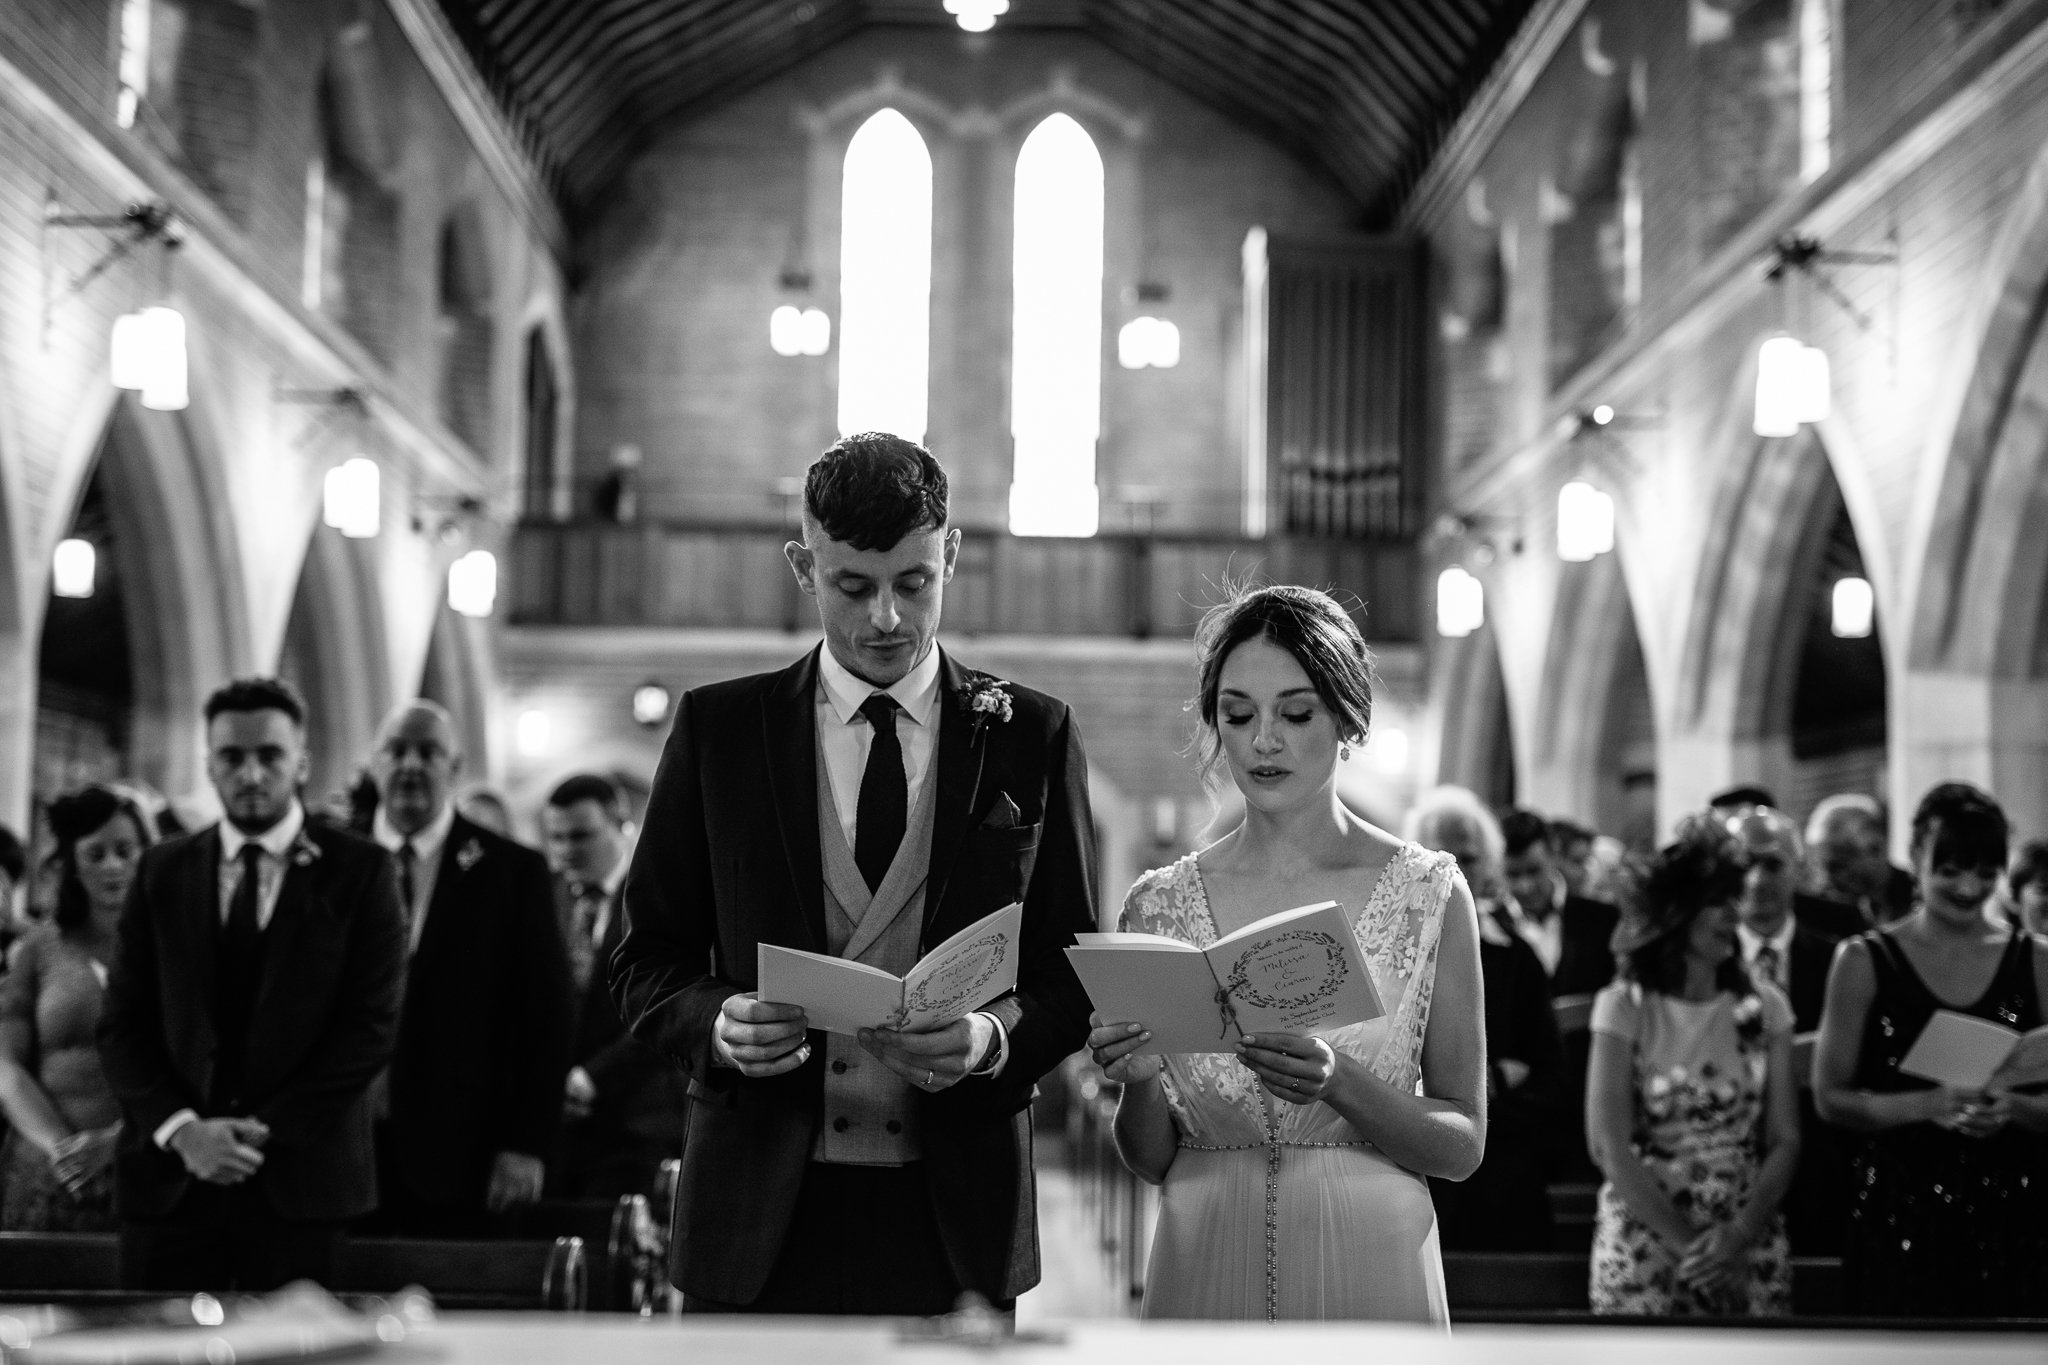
[858,1014,993,1092]
[714,992,812,1077]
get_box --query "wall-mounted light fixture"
[632,682,672,728]
[1118,281,1179,369]
[769,268,830,358]
[1831,575,1875,639]
[447,549,497,618]
[1436,566,1486,638]
[52,539,97,599]
[45,200,188,410]
[1556,480,1616,562]
[1753,234,1894,438]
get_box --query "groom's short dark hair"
[803,432,948,552]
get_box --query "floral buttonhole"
[961,673,1013,738]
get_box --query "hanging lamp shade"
[1790,342,1831,425]
[110,306,188,410]
[52,538,96,599]
[1753,335,1804,437]
[322,457,381,539]
[1436,566,1485,638]
[1831,576,1874,639]
[447,549,497,618]
[1557,480,1616,562]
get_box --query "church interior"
[3,0,2048,1342]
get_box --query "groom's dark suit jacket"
[99,820,406,1222]
[611,646,1099,1305]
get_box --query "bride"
[1088,584,1486,1324]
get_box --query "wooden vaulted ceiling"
[433,0,1540,227]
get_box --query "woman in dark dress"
[1813,782,2048,1317]
[0,787,150,1230]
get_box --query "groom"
[611,432,1099,1314]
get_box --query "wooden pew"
[502,1196,665,1312]
[0,1232,588,1312]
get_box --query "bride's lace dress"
[1121,843,1460,1323]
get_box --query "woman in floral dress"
[1086,585,1487,1323]
[1586,817,1800,1316]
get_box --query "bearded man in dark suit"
[611,432,1099,1314]
[99,677,405,1289]
[366,701,574,1234]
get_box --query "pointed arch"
[837,108,933,441]
[278,523,391,805]
[1009,112,1105,537]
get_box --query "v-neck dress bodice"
[1119,843,1460,1323]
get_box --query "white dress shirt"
[815,642,941,854]
[1738,917,1796,990]
[1508,885,1565,978]
[215,801,307,931]
[372,801,456,955]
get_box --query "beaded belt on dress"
[1178,1139,1369,1150]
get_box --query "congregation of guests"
[0,685,684,1287]
[0,424,2040,1324]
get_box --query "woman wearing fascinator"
[1585,815,1799,1316]
[1086,584,1486,1324]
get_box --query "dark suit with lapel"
[556,875,689,1197]
[611,646,1098,1306]
[1780,921,1847,1253]
[1432,905,1563,1250]
[1552,894,1621,1000]
[382,817,575,1221]
[98,819,405,1282]
[1794,891,1867,944]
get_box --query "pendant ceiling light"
[1556,480,1616,562]
[1436,566,1485,638]
[322,457,381,539]
[1831,576,1874,639]
[447,549,498,618]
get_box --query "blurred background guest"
[0,786,151,1230]
[1410,786,1563,1251]
[455,787,516,840]
[541,773,685,1199]
[1502,807,1620,1181]
[367,702,574,1235]
[1707,786,1776,822]
[1586,816,1799,1317]
[1728,807,1864,946]
[1549,819,1598,900]
[1814,782,2048,1318]
[0,822,28,962]
[1806,794,1913,927]
[2004,838,2048,934]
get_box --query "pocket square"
[981,793,1023,830]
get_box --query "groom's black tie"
[856,694,906,893]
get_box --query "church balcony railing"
[506,519,1418,643]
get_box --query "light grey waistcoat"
[810,725,942,1165]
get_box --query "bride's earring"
[1339,742,1353,762]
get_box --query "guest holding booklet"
[1086,585,1485,1324]
[1813,782,2048,1317]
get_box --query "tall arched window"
[837,109,933,440]
[1010,113,1104,537]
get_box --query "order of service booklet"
[1899,1008,2048,1090]
[1065,900,1383,1055]
[756,902,1022,1035]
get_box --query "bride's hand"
[1087,1014,1161,1085]
[1238,1033,1341,1106]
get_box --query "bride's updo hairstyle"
[1188,583,1376,785]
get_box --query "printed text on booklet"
[1066,900,1383,1055]
[756,902,1022,1035]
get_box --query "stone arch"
[278,523,391,806]
[1532,548,1656,844]
[0,379,29,826]
[1894,139,2048,837]
[34,395,251,804]
[1434,624,1516,808]
[419,605,494,783]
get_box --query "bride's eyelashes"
[1221,708,1317,727]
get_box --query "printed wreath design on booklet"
[1223,930,1351,1011]
[893,933,1010,1026]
